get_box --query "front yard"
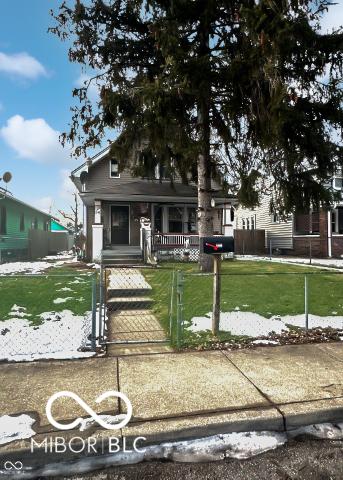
[142,260,343,346]
[0,255,97,361]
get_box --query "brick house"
[235,176,343,258]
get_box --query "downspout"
[327,210,332,257]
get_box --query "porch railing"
[153,233,199,247]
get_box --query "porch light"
[211,198,216,208]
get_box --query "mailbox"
[200,236,234,254]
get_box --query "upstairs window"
[110,159,120,178]
[272,212,280,223]
[0,206,6,235]
[155,163,167,180]
[20,213,25,232]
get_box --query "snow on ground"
[0,414,36,445]
[108,268,152,290]
[238,254,343,270]
[53,297,73,304]
[0,310,94,362]
[0,252,77,275]
[189,311,343,337]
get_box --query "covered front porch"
[91,200,208,261]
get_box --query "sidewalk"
[1,343,343,466]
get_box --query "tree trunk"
[197,13,213,272]
[197,100,213,272]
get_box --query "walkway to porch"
[105,267,171,355]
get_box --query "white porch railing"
[153,233,199,247]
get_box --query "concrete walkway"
[2,342,343,465]
[106,268,171,355]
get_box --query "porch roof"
[80,181,234,206]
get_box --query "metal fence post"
[304,275,309,332]
[176,270,184,349]
[269,238,272,260]
[169,270,175,339]
[91,274,97,351]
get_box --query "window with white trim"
[110,159,120,178]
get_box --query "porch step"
[102,258,143,266]
[107,288,152,297]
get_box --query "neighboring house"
[71,146,235,262]
[51,219,69,232]
[0,189,52,262]
[235,175,343,257]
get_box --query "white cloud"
[0,51,47,80]
[60,168,77,203]
[320,2,343,32]
[0,115,69,164]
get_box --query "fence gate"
[102,266,170,348]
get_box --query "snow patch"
[0,414,36,445]
[0,310,94,362]
[189,311,343,337]
[53,297,73,304]
[238,254,343,270]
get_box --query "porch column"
[92,200,103,262]
[162,205,168,232]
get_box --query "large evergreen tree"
[51,0,343,271]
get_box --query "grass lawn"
[0,265,95,325]
[142,260,343,345]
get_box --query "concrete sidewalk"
[1,343,343,461]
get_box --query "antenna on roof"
[0,171,12,199]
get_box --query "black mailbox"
[200,236,234,254]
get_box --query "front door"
[111,206,129,245]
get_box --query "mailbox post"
[200,236,234,336]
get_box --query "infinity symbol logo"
[46,391,132,431]
[4,461,23,470]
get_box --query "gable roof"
[0,189,52,218]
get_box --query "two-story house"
[71,147,235,262]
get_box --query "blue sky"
[0,1,342,219]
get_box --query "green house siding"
[0,197,51,254]
[51,220,67,231]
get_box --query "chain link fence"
[170,269,343,348]
[0,272,98,362]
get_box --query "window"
[246,218,250,229]
[44,220,50,231]
[251,216,255,230]
[20,213,25,232]
[110,159,120,178]
[187,207,197,233]
[154,164,167,180]
[32,217,38,230]
[168,207,183,233]
[333,177,343,190]
[272,212,280,223]
[330,208,343,234]
[242,219,246,229]
[0,206,6,234]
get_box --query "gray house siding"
[235,196,294,250]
